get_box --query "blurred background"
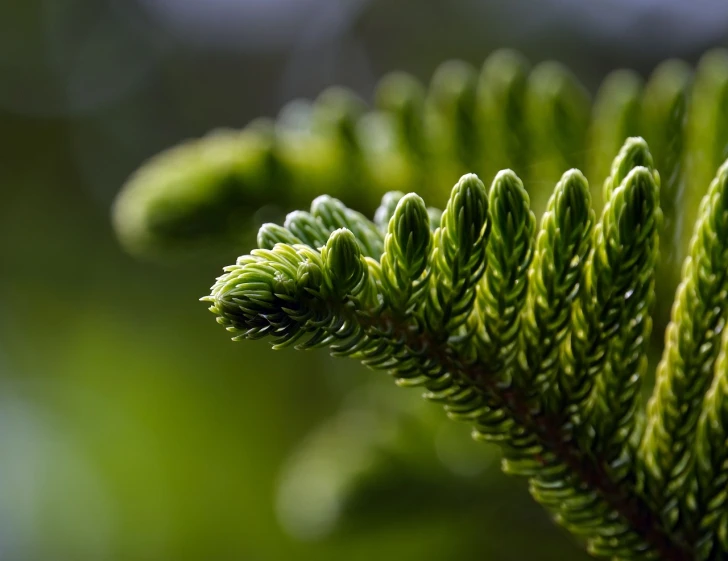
[2,1,728,560]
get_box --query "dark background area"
[1,1,727,560]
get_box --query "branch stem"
[354,306,693,561]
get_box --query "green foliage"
[116,48,728,561]
[477,50,530,180]
[641,60,692,332]
[515,168,593,405]
[198,135,728,560]
[641,160,728,540]
[587,70,643,210]
[641,60,691,257]
[380,193,431,312]
[473,170,534,372]
[113,49,728,259]
[561,140,660,416]
[426,173,490,334]
[525,61,591,213]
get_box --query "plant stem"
[353,305,693,561]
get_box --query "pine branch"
[641,160,728,538]
[473,169,535,373]
[514,168,594,407]
[424,173,490,335]
[114,47,728,561]
[695,313,728,559]
[201,138,728,559]
[559,139,660,415]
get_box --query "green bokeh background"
[2,1,727,560]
